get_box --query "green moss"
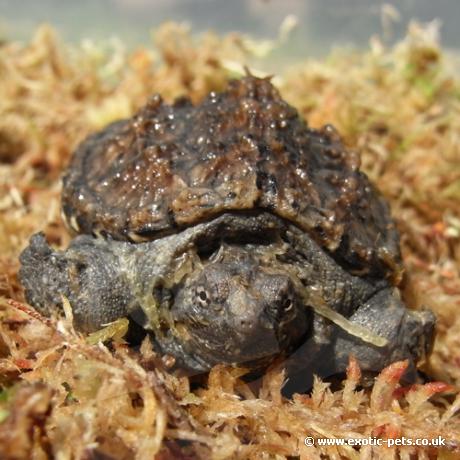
[0,409,9,423]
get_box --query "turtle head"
[162,246,310,373]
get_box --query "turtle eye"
[196,286,211,307]
[282,297,293,312]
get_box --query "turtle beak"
[226,287,282,356]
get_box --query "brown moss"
[0,21,459,459]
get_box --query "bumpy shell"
[62,76,401,280]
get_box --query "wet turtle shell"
[62,76,401,280]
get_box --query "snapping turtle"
[19,76,434,379]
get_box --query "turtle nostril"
[240,319,250,329]
[239,319,252,331]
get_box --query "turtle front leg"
[332,288,435,380]
[19,233,135,332]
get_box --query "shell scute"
[62,76,401,279]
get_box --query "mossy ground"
[0,21,459,459]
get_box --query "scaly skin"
[19,213,434,377]
[20,76,435,380]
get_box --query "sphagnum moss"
[0,21,459,459]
